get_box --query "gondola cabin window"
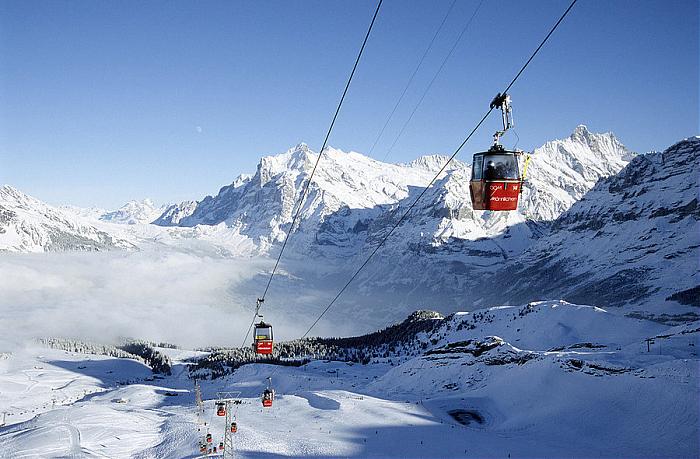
[472,155,483,180]
[482,154,519,180]
[255,327,272,340]
[470,150,524,211]
[253,321,274,354]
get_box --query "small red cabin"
[231,422,238,433]
[206,433,212,443]
[216,402,226,416]
[470,146,524,211]
[253,321,274,355]
[262,388,274,407]
[219,442,224,450]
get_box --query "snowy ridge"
[155,143,462,253]
[4,126,633,260]
[0,186,134,252]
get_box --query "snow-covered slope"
[1,301,696,458]
[475,136,700,319]
[0,186,134,253]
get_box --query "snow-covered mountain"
[152,200,198,226]
[113,126,637,325]
[154,143,459,252]
[58,204,107,221]
[474,136,700,320]
[99,199,168,225]
[62,199,169,225]
[520,124,635,220]
[5,126,632,259]
[155,126,633,253]
[0,186,135,253]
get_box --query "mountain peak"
[566,125,635,160]
[572,124,590,137]
[403,155,454,172]
[100,198,165,225]
[285,142,314,162]
[293,142,310,152]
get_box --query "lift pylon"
[216,391,242,458]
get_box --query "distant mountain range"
[0,185,134,252]
[2,126,697,323]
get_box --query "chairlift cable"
[301,0,579,339]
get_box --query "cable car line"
[260,0,383,302]
[301,0,578,339]
[241,0,384,348]
[366,0,458,158]
[380,0,485,162]
[197,2,577,449]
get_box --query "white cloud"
[0,250,280,349]
[0,238,400,352]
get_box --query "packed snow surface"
[0,301,697,458]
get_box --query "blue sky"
[1,0,697,208]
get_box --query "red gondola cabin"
[262,388,274,407]
[216,402,226,416]
[206,433,212,443]
[253,321,274,355]
[231,422,238,433]
[470,146,524,211]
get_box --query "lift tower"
[216,391,242,458]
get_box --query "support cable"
[380,0,485,162]
[367,0,458,157]
[241,0,384,347]
[301,0,579,338]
